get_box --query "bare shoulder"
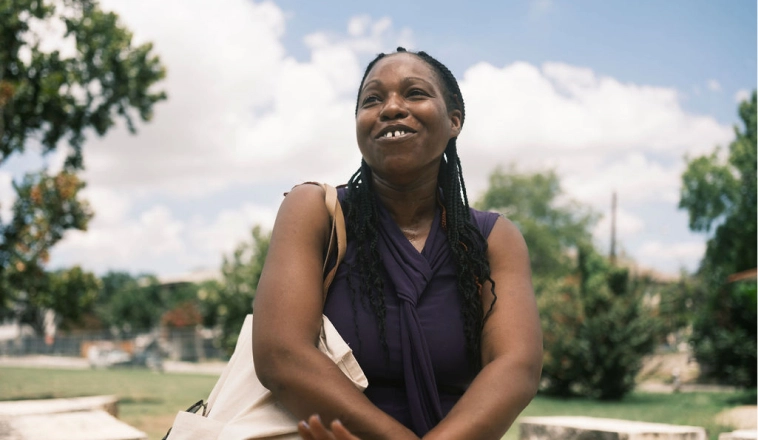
[486,215,530,269]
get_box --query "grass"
[505,391,751,440]
[0,366,217,440]
[0,366,751,440]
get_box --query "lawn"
[0,366,751,440]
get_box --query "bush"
[691,279,757,388]
[539,247,661,400]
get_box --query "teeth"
[383,130,407,138]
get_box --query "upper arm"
[252,184,331,364]
[479,216,542,372]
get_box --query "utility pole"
[610,191,617,265]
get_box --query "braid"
[348,48,497,368]
[344,159,390,359]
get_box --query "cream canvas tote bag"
[165,183,366,440]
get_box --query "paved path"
[0,355,226,375]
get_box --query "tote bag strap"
[286,181,345,295]
[204,183,345,413]
[320,183,346,296]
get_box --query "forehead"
[363,53,443,90]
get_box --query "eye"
[361,94,380,106]
[407,88,428,98]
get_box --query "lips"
[375,124,417,140]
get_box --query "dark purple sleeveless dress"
[323,189,500,436]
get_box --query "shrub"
[539,247,661,400]
[691,278,757,388]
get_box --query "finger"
[308,414,333,439]
[298,420,315,440]
[331,419,360,440]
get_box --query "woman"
[253,48,542,440]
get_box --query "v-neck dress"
[322,188,500,436]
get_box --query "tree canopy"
[0,0,166,328]
[475,165,596,281]
[679,91,756,279]
[679,91,757,388]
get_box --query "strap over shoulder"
[287,182,346,300]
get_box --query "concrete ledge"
[0,395,118,417]
[0,409,147,440]
[520,416,706,440]
[719,430,758,440]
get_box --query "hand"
[298,414,361,440]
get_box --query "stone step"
[719,430,758,440]
[519,416,706,440]
[0,395,118,417]
[0,409,147,440]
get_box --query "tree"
[478,166,659,399]
[539,246,660,400]
[0,0,166,322]
[200,226,270,355]
[475,165,596,282]
[95,271,198,334]
[8,264,99,335]
[679,91,756,279]
[679,91,757,387]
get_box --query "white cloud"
[637,240,706,273]
[78,2,410,199]
[734,88,751,103]
[530,0,555,16]
[51,188,277,275]
[0,171,14,223]
[594,207,645,240]
[460,62,731,159]
[456,61,732,204]
[53,202,187,274]
[188,203,278,259]
[707,79,722,92]
[562,153,683,206]
[38,1,732,278]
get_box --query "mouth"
[375,125,417,140]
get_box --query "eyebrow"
[360,76,436,94]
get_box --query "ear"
[448,109,462,138]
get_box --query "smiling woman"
[252,47,543,440]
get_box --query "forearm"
[423,358,540,440]
[258,344,418,440]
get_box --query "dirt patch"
[716,406,758,430]
[637,352,700,383]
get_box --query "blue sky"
[2,0,755,279]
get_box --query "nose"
[379,93,408,121]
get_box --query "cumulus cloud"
[707,79,721,92]
[637,240,706,273]
[49,2,412,274]
[456,61,732,208]
[0,171,14,224]
[593,207,645,240]
[51,188,278,275]
[38,1,731,277]
[735,88,751,103]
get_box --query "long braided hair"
[345,47,497,367]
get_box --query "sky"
[2,0,756,279]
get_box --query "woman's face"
[356,53,462,184]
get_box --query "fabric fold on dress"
[375,199,447,435]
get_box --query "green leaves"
[1,0,166,165]
[679,91,757,389]
[0,0,166,329]
[679,90,756,276]
[539,247,660,400]
[475,165,596,280]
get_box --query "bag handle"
[320,183,346,296]
[285,181,346,297]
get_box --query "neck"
[371,170,439,229]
